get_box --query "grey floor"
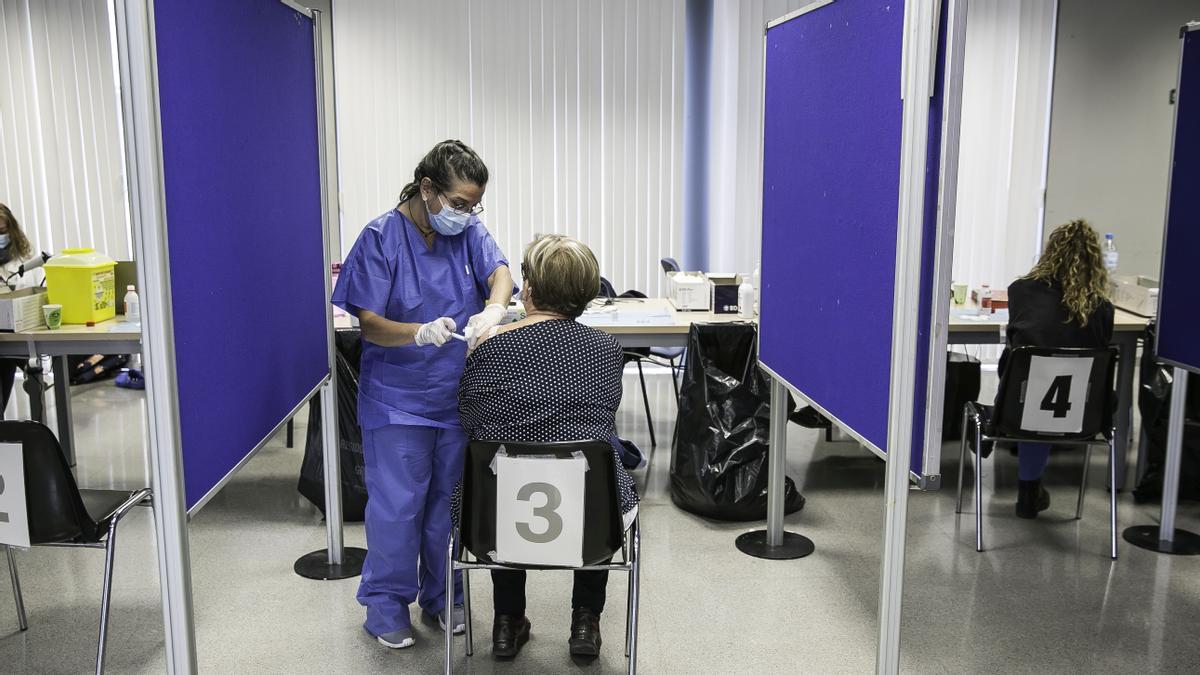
[1,363,1200,674]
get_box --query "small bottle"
[1103,233,1119,273]
[124,285,141,323]
[738,274,755,319]
[980,283,993,315]
[752,266,761,316]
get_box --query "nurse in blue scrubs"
[332,140,513,650]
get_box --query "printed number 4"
[516,482,563,544]
[1040,375,1073,418]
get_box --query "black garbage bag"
[1135,322,1200,503]
[669,323,805,521]
[943,352,981,441]
[298,329,368,521]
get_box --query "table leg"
[52,355,76,467]
[1112,333,1137,491]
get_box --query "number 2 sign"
[0,442,30,549]
[1020,356,1094,434]
[495,454,586,567]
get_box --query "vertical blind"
[0,0,131,260]
[332,0,685,296]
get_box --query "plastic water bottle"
[980,283,993,315]
[752,266,761,316]
[738,274,755,319]
[124,285,140,323]
[1103,233,1119,273]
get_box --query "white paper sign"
[1020,355,1094,434]
[495,455,586,567]
[0,442,30,549]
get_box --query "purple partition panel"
[155,0,327,510]
[759,0,905,454]
[1157,28,1200,374]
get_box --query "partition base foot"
[1122,526,1200,555]
[294,547,368,579]
[735,531,814,560]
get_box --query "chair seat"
[650,346,683,360]
[79,489,141,541]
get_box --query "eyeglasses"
[440,194,484,217]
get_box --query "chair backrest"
[598,277,617,299]
[460,440,624,567]
[0,420,95,544]
[992,346,1117,441]
[660,257,681,274]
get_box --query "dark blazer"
[999,277,1115,374]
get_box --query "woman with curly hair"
[1003,219,1114,518]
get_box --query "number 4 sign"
[1021,356,1094,434]
[0,442,30,549]
[495,454,586,567]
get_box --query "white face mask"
[0,234,10,248]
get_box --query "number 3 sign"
[0,442,30,549]
[1020,355,1094,434]
[495,454,586,567]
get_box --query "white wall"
[331,0,685,296]
[1045,0,1199,279]
[0,0,131,259]
[951,0,1058,296]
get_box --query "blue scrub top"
[332,208,508,430]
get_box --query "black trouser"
[0,358,19,419]
[492,565,609,616]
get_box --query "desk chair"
[445,440,640,674]
[600,277,660,446]
[653,257,685,399]
[0,420,152,674]
[954,347,1118,558]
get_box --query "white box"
[1111,275,1158,317]
[0,288,48,332]
[667,271,712,312]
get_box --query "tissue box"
[0,288,49,332]
[708,273,743,314]
[667,272,712,311]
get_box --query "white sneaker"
[374,628,415,649]
[437,605,467,635]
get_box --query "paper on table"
[578,305,674,326]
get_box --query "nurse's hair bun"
[398,140,489,203]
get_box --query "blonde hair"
[0,203,33,260]
[1024,219,1109,326]
[521,234,601,318]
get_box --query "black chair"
[652,258,685,399]
[659,257,680,274]
[954,347,1119,558]
[1,420,152,674]
[600,277,661,447]
[445,440,640,674]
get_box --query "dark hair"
[398,140,489,204]
[0,202,33,260]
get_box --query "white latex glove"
[415,317,457,347]
[464,303,508,350]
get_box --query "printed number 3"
[0,473,8,524]
[516,482,563,544]
[1040,375,1073,418]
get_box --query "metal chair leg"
[627,522,640,675]
[463,567,473,657]
[1109,435,1118,560]
[444,533,455,675]
[636,361,656,447]
[1076,444,1093,520]
[96,523,119,675]
[625,554,633,658]
[955,411,970,513]
[669,357,680,402]
[5,545,27,631]
[974,418,984,553]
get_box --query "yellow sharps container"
[44,248,118,324]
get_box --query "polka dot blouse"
[457,319,639,517]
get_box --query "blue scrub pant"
[1018,442,1051,482]
[358,424,467,635]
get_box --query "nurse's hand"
[415,317,457,347]
[464,304,508,351]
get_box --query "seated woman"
[1003,219,1114,519]
[458,234,638,661]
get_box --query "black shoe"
[1016,480,1051,519]
[568,608,602,658]
[493,614,531,659]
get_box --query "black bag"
[298,329,369,521]
[69,354,130,385]
[1134,322,1200,503]
[943,352,981,440]
[669,323,805,521]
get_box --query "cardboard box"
[971,288,1008,310]
[667,271,712,311]
[709,273,743,314]
[0,288,49,332]
[1111,275,1158,317]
